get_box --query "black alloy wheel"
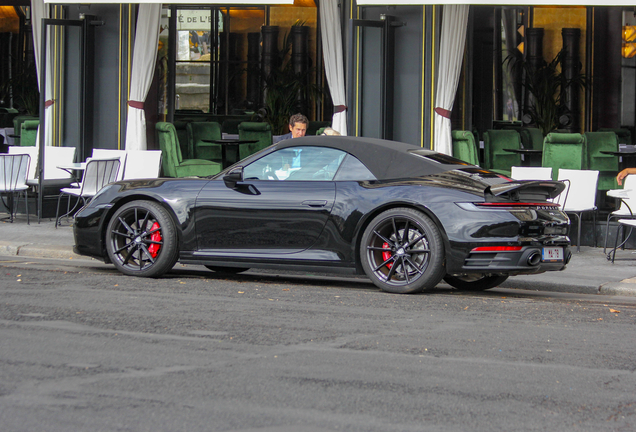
[443,274,509,291]
[106,200,179,277]
[360,208,445,294]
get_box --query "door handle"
[302,200,327,207]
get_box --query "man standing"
[274,113,308,143]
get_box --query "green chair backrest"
[308,121,331,136]
[12,115,38,146]
[482,129,521,173]
[156,122,183,178]
[520,127,544,151]
[584,131,619,190]
[20,120,39,147]
[598,128,631,145]
[541,132,585,180]
[451,130,480,166]
[187,121,222,161]
[172,120,191,159]
[238,122,273,160]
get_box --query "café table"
[55,162,87,223]
[600,149,636,170]
[201,139,259,169]
[57,162,86,186]
[503,148,543,166]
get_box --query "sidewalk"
[2,216,636,296]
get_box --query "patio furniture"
[451,130,480,166]
[584,131,619,191]
[122,150,162,180]
[55,158,120,227]
[542,133,586,180]
[603,174,636,253]
[482,129,522,176]
[91,149,128,181]
[0,153,31,223]
[156,122,222,178]
[186,121,222,162]
[556,168,600,252]
[237,122,273,160]
[510,166,552,180]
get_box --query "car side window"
[243,146,347,181]
[333,154,377,181]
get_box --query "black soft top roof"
[275,135,457,180]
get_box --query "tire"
[360,208,445,294]
[105,200,179,277]
[204,265,249,274]
[443,274,509,291]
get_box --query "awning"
[358,0,636,5]
[43,0,294,4]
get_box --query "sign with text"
[177,10,212,31]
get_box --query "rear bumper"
[450,244,571,276]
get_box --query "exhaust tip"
[527,251,541,266]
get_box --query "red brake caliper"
[382,242,393,268]
[148,222,162,258]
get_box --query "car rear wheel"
[204,265,249,274]
[360,208,445,294]
[443,274,509,291]
[106,200,179,277]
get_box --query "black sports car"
[73,135,571,294]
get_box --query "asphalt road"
[1,257,635,432]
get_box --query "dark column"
[523,27,544,126]
[290,25,309,115]
[260,26,279,108]
[562,28,581,132]
[246,32,260,109]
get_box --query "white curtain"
[124,4,162,151]
[30,0,53,148]
[433,4,469,155]
[319,0,347,136]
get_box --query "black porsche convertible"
[73,135,571,294]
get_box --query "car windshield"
[244,146,350,181]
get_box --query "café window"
[159,6,266,116]
[156,3,322,134]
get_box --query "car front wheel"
[106,200,179,277]
[360,208,445,294]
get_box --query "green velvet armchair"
[451,130,480,166]
[541,133,585,180]
[186,122,222,162]
[584,131,619,190]
[238,122,273,160]
[156,122,222,178]
[482,129,522,176]
[20,120,40,147]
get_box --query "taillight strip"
[471,246,523,252]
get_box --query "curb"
[0,241,85,261]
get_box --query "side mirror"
[223,167,243,189]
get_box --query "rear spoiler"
[486,180,566,201]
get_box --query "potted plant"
[261,21,324,135]
[505,48,586,136]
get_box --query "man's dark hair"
[289,113,309,127]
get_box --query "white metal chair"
[511,166,553,180]
[122,150,162,180]
[603,174,636,253]
[610,218,636,262]
[55,158,120,227]
[0,153,31,223]
[91,149,127,181]
[8,146,38,182]
[556,169,600,252]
